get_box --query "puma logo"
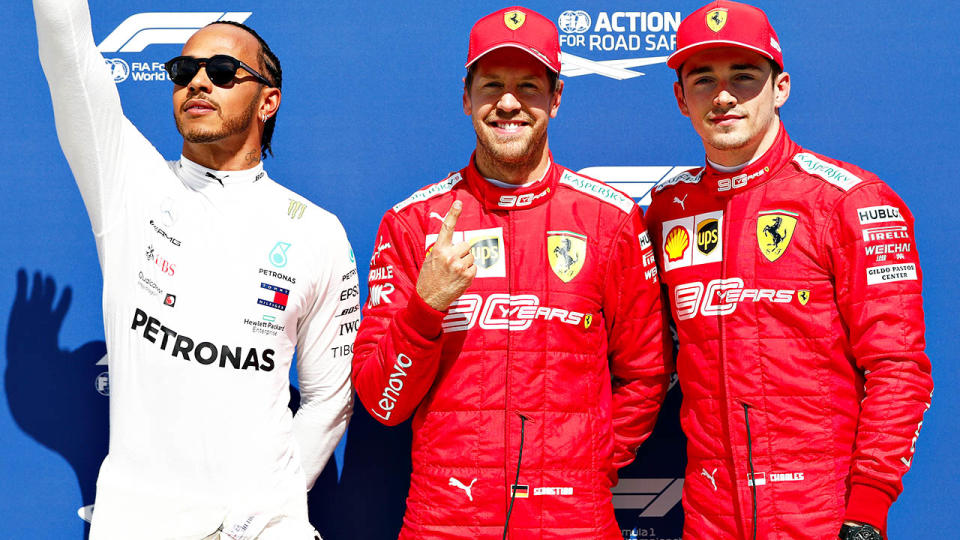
[673,194,688,210]
[701,468,718,491]
[448,477,477,501]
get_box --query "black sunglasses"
[163,55,274,87]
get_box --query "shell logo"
[664,226,690,262]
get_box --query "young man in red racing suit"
[352,6,670,539]
[644,2,933,539]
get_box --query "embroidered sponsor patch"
[393,173,463,212]
[559,171,635,213]
[660,211,723,272]
[866,263,917,285]
[655,170,702,193]
[793,153,862,191]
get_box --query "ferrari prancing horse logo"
[757,210,798,262]
[547,231,587,282]
[504,10,526,30]
[706,8,728,32]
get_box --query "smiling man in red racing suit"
[644,2,933,540]
[351,6,670,539]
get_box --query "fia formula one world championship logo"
[98,11,251,83]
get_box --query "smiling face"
[463,47,562,181]
[674,47,790,166]
[172,24,278,154]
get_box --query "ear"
[673,81,690,117]
[259,87,281,120]
[773,71,790,109]
[462,80,472,116]
[549,78,564,119]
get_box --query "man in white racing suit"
[32,0,358,538]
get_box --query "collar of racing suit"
[175,155,267,190]
[700,123,801,196]
[461,152,560,211]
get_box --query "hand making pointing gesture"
[416,200,477,311]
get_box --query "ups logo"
[470,236,501,269]
[697,218,719,255]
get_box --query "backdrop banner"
[2,1,956,539]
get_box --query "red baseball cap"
[667,0,783,70]
[466,6,562,73]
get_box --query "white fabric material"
[34,0,357,538]
[706,157,752,173]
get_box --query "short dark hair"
[207,21,282,159]
[675,58,782,92]
[464,63,560,94]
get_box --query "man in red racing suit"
[644,2,933,539]
[352,7,669,539]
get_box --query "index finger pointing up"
[437,200,463,246]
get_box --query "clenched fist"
[416,200,476,311]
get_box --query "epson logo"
[97,12,252,53]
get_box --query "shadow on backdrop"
[312,405,412,540]
[5,269,108,539]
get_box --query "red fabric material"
[466,6,562,73]
[353,158,670,538]
[667,0,783,70]
[645,125,932,539]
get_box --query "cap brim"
[666,40,777,70]
[465,43,560,73]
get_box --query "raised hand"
[415,200,476,311]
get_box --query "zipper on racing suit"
[503,412,529,539]
[742,402,758,540]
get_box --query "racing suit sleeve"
[34,0,152,236]
[352,210,447,426]
[292,220,358,490]
[603,207,672,475]
[825,182,933,531]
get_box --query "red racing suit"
[644,126,932,539]
[353,156,669,539]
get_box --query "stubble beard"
[473,115,548,175]
[175,91,259,145]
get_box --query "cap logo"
[706,8,728,32]
[504,10,526,30]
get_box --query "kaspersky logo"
[577,166,696,207]
[97,12,252,53]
